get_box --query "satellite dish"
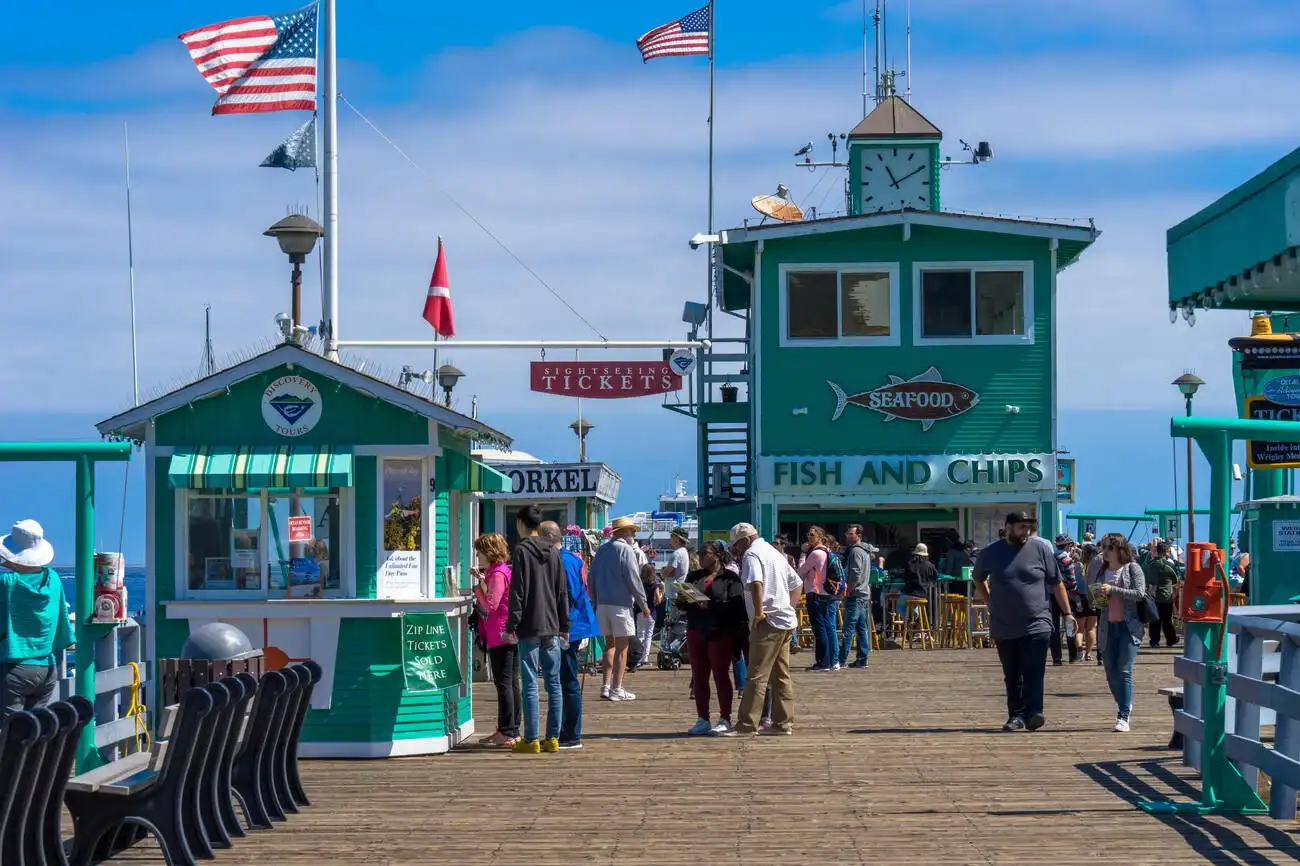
[751,184,804,222]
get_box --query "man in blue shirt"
[0,519,73,720]
[542,522,599,750]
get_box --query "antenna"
[906,0,912,101]
[201,304,216,376]
[862,0,870,116]
[873,1,881,105]
[123,122,140,407]
[751,185,805,222]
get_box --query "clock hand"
[894,165,928,185]
[885,166,899,188]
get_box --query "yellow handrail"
[121,661,152,755]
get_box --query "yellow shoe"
[540,737,560,753]
[512,739,541,754]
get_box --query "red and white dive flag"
[422,238,455,338]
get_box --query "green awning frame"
[168,445,353,490]
[470,459,512,494]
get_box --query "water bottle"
[1065,617,1076,639]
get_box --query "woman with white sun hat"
[0,519,74,720]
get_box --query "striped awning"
[168,446,353,490]
[470,460,512,494]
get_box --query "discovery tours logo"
[827,366,979,431]
[262,376,323,437]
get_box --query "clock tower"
[847,94,943,216]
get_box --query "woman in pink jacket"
[472,533,518,746]
[798,526,840,671]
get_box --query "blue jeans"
[1102,625,1140,720]
[559,642,583,743]
[519,636,563,742]
[839,596,870,666]
[809,595,840,668]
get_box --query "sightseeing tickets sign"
[530,361,683,399]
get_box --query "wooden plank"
[66,752,150,793]
[93,663,141,696]
[94,717,143,749]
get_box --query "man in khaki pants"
[729,523,802,736]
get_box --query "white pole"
[321,0,340,360]
[123,121,140,407]
[336,339,710,350]
[905,0,912,101]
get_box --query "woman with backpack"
[798,526,841,672]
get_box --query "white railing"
[55,618,150,761]
[1173,605,1300,819]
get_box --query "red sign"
[827,366,979,431]
[288,514,313,543]
[530,362,683,399]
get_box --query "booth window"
[781,265,898,347]
[916,264,1031,344]
[184,488,344,596]
[379,458,427,596]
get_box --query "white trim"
[911,260,1035,347]
[777,262,901,348]
[297,720,473,758]
[1049,239,1060,534]
[162,597,471,619]
[354,444,441,457]
[144,429,157,714]
[718,209,1098,245]
[753,240,764,482]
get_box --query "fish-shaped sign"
[827,366,979,430]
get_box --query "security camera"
[274,312,292,338]
[689,233,720,250]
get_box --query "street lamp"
[264,214,324,336]
[436,364,464,407]
[569,418,594,462]
[1173,371,1206,543]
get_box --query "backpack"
[824,550,847,597]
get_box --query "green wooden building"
[96,340,513,757]
[695,96,1100,555]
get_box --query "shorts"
[596,604,636,638]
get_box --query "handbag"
[1128,563,1158,624]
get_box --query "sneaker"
[558,740,584,750]
[831,663,842,671]
[1025,713,1046,732]
[760,724,793,736]
[600,685,612,700]
[757,718,773,732]
[511,739,541,754]
[710,719,735,736]
[540,737,560,753]
[1002,717,1027,732]
[1114,717,1130,733]
[848,660,869,668]
[610,688,637,702]
[808,665,828,673]
[688,718,713,736]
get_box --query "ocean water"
[55,565,148,618]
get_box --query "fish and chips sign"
[828,366,978,429]
[762,453,1055,495]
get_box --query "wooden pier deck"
[103,647,1300,865]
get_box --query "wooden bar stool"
[885,591,904,644]
[903,597,935,650]
[941,594,969,648]
[969,603,991,648]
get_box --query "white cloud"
[0,23,1293,427]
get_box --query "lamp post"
[436,364,464,408]
[569,418,594,463]
[264,214,324,334]
[1173,371,1206,543]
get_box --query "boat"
[630,477,699,568]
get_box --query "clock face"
[859,146,933,213]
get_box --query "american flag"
[179,6,317,115]
[636,6,710,62]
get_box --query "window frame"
[377,456,433,600]
[911,260,1035,347]
[778,262,901,348]
[177,487,354,601]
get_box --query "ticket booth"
[1240,495,1300,606]
[96,341,514,758]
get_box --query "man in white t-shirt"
[729,522,802,736]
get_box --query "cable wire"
[337,93,607,340]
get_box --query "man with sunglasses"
[974,511,1075,732]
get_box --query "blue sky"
[2,0,1299,559]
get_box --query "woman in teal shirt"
[0,519,73,720]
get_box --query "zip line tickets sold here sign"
[401,612,462,693]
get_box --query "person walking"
[1052,534,1081,665]
[1096,537,1146,732]
[1074,542,1101,662]
[589,516,649,702]
[730,523,801,736]
[472,532,518,747]
[504,505,569,754]
[839,526,873,669]
[973,512,1075,733]
[1144,541,1180,648]
[0,520,72,721]
[798,527,839,671]
[544,523,597,750]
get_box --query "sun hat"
[608,516,640,535]
[0,519,55,568]
[669,526,690,542]
[729,522,758,544]
[912,543,929,557]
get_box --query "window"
[915,263,1031,344]
[781,265,898,346]
[379,458,426,598]
[503,504,569,549]
[184,488,345,596]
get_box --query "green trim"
[469,459,512,493]
[168,445,353,490]
[355,457,378,599]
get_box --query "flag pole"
[432,235,441,377]
[122,121,140,407]
[321,0,340,360]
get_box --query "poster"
[1162,515,1180,540]
[1274,520,1300,552]
[401,612,462,692]
[1056,458,1075,503]
[288,514,313,543]
[378,550,422,598]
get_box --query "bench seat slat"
[66,752,152,792]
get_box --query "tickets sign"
[530,361,683,399]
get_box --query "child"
[631,562,664,670]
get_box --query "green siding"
[354,456,378,599]
[758,224,1053,456]
[300,618,446,743]
[152,456,189,697]
[154,364,428,447]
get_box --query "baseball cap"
[729,522,758,544]
[1054,533,1075,547]
[1005,510,1037,525]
